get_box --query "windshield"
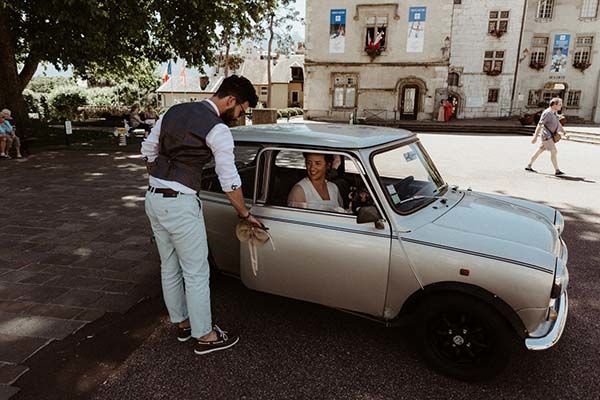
[372,141,446,213]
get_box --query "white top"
[140,99,241,194]
[288,177,345,213]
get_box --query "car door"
[239,148,392,317]
[200,143,260,275]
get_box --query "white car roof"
[231,123,415,149]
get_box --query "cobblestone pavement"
[90,134,599,400]
[0,149,161,398]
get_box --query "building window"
[581,0,599,18]
[291,91,300,104]
[483,50,504,73]
[291,67,304,81]
[333,74,358,108]
[528,89,561,107]
[528,90,541,106]
[260,86,268,96]
[537,0,554,19]
[454,0,462,4]
[567,90,581,107]
[365,16,387,51]
[488,11,510,34]
[531,36,549,64]
[574,36,594,64]
[488,88,500,103]
[447,72,460,86]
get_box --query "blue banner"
[409,7,427,22]
[550,34,570,73]
[329,9,346,53]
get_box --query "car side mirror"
[357,206,385,229]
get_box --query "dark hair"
[215,75,258,108]
[303,152,334,164]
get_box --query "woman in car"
[287,152,345,213]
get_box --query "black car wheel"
[416,293,516,381]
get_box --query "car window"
[200,144,260,199]
[372,142,445,214]
[266,150,367,215]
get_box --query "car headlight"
[554,210,564,235]
[551,259,569,298]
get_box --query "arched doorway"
[396,77,427,120]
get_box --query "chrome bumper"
[525,291,568,351]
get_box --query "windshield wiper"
[398,195,448,205]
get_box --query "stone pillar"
[252,109,278,125]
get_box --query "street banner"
[329,9,346,53]
[550,34,570,73]
[407,7,426,53]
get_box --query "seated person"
[1,109,22,158]
[287,152,346,213]
[129,104,153,135]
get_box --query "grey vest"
[149,101,222,191]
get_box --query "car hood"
[433,191,560,256]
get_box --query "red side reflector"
[460,268,470,276]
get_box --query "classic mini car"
[199,123,569,381]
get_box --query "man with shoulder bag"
[525,97,565,176]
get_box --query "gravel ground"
[92,134,600,400]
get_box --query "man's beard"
[221,107,238,125]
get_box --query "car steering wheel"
[395,176,414,200]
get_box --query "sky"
[34,0,306,78]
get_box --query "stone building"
[305,0,600,123]
[157,43,305,110]
[304,0,454,121]
[516,0,600,122]
[448,0,527,119]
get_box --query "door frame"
[400,85,420,120]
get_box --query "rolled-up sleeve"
[140,117,162,162]
[205,124,242,192]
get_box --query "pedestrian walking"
[141,75,261,355]
[525,97,565,176]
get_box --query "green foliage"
[22,89,41,115]
[2,0,283,122]
[48,87,88,121]
[26,76,75,94]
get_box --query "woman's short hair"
[303,152,334,164]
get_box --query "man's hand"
[246,214,263,228]
[531,137,537,144]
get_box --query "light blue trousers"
[145,191,212,338]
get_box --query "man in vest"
[141,75,261,355]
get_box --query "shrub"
[48,87,88,121]
[22,89,42,116]
[86,87,118,107]
[278,109,289,118]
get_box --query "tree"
[0,0,277,124]
[262,2,302,108]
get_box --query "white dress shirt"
[141,99,242,194]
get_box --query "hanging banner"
[407,7,426,53]
[549,34,570,73]
[329,9,346,53]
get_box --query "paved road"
[84,134,600,400]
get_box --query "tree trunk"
[0,12,37,127]
[267,13,274,109]
[224,38,231,78]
